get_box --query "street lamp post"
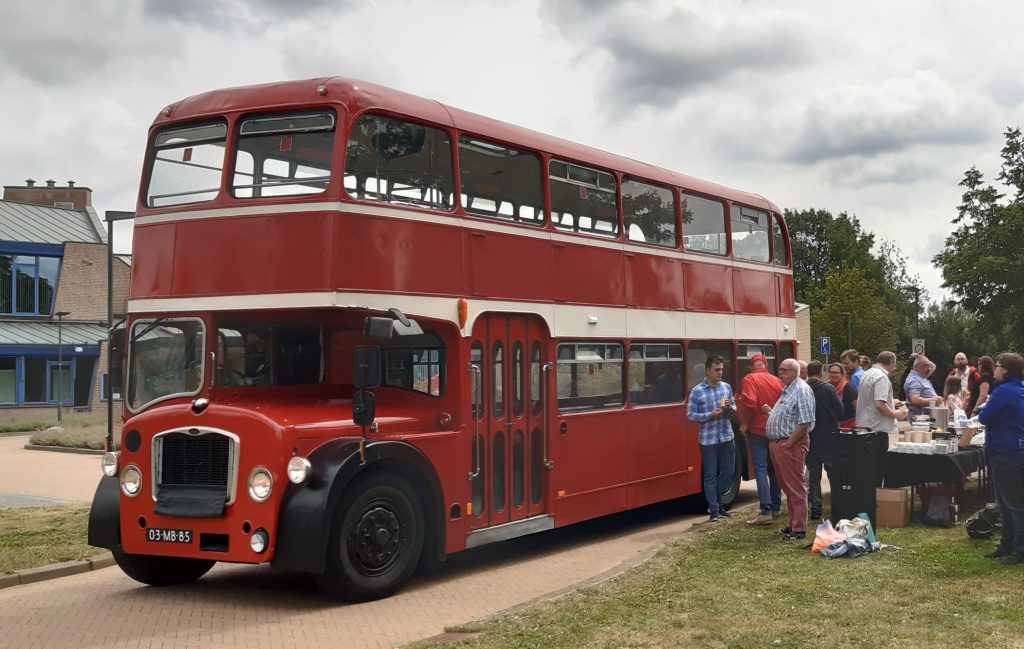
[906,287,921,337]
[55,310,70,423]
[840,311,853,351]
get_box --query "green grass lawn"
[25,415,119,450]
[435,495,1021,649]
[0,504,94,574]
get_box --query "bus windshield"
[127,318,206,411]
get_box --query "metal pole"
[107,215,114,451]
[104,211,135,451]
[56,311,68,422]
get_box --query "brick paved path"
[0,435,99,504]
[0,489,753,649]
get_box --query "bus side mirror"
[354,346,381,388]
[353,391,376,427]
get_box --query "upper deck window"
[622,178,677,248]
[233,111,336,198]
[730,205,771,263]
[147,121,227,208]
[459,137,543,226]
[345,115,455,211]
[682,193,727,256]
[773,215,788,266]
[549,160,619,238]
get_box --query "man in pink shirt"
[737,354,784,525]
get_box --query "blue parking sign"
[820,337,831,356]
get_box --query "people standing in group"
[904,355,941,420]
[949,352,982,398]
[737,353,784,525]
[966,355,996,415]
[977,353,1024,565]
[827,362,858,428]
[841,349,865,390]
[855,351,908,433]
[805,361,845,521]
[687,355,736,523]
[763,358,816,540]
[859,355,872,372]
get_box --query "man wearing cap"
[737,353,784,525]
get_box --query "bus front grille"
[153,429,239,505]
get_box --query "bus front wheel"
[317,472,424,602]
[112,548,215,586]
[718,449,745,509]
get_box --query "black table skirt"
[881,447,986,488]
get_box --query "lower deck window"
[556,343,624,412]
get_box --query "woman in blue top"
[978,352,1024,564]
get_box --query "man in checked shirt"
[763,358,816,540]
[687,355,736,523]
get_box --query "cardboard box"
[876,488,910,528]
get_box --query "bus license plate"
[146,527,193,544]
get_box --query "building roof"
[0,321,107,346]
[0,200,106,245]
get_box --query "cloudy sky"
[3,0,1024,301]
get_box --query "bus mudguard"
[274,438,445,574]
[88,475,122,550]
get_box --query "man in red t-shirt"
[737,354,784,525]
[948,352,981,396]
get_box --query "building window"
[0,357,15,404]
[1,254,60,316]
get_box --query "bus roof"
[156,76,780,214]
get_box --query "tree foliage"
[934,127,1024,343]
[784,208,877,305]
[810,266,902,360]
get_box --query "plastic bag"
[811,520,847,554]
[821,537,878,559]
[836,517,872,541]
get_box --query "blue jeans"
[700,439,736,514]
[748,434,782,515]
[990,453,1024,556]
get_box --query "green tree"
[784,208,879,305]
[934,127,1024,342]
[810,266,902,360]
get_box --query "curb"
[23,444,105,456]
[0,553,114,590]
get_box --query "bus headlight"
[250,528,269,553]
[247,468,273,502]
[101,451,120,477]
[120,465,142,497]
[286,456,312,485]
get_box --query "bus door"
[468,313,549,531]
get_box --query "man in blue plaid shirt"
[687,355,736,522]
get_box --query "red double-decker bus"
[88,76,796,601]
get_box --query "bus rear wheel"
[316,472,424,602]
[718,450,745,509]
[112,548,215,586]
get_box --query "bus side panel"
[465,229,553,301]
[625,404,692,508]
[129,223,177,298]
[777,274,796,316]
[733,268,777,316]
[625,254,685,310]
[549,410,630,527]
[552,244,624,306]
[683,262,733,312]
[335,212,465,296]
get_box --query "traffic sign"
[912,338,926,356]
[820,337,831,356]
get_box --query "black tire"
[316,472,424,602]
[718,447,745,509]
[112,548,215,586]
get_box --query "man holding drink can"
[687,355,737,522]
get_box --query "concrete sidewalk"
[0,434,100,507]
